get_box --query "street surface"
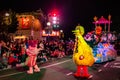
[0,56,120,80]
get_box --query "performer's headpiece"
[72,25,85,35]
[28,40,38,47]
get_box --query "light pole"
[46,21,52,44]
[108,14,111,32]
[31,16,35,39]
[4,12,12,25]
[60,30,64,39]
[93,16,98,29]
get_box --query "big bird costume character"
[72,24,95,78]
[25,40,41,74]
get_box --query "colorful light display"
[93,42,117,63]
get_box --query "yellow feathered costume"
[72,25,95,78]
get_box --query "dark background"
[0,0,120,39]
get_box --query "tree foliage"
[0,9,18,42]
[0,9,18,33]
[8,10,18,33]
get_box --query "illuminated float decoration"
[84,15,117,63]
[95,26,102,35]
[84,31,117,63]
[93,15,112,32]
[92,42,117,63]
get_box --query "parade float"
[84,15,117,63]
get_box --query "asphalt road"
[40,57,120,80]
[0,56,120,80]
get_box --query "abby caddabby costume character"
[72,24,95,78]
[25,40,41,74]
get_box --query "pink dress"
[26,48,39,67]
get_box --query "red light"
[53,13,56,16]
[51,9,58,16]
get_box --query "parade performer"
[25,40,41,74]
[72,24,95,78]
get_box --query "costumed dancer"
[72,24,95,78]
[25,40,42,74]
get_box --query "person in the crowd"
[8,53,18,68]
[1,52,8,68]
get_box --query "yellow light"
[93,16,98,21]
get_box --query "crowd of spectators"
[0,32,120,70]
[0,38,74,70]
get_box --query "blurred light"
[57,25,59,27]
[42,30,60,36]
[53,24,57,28]
[53,21,56,24]
[53,17,57,20]
[5,13,9,16]
[53,13,56,16]
[47,22,51,26]
[51,8,58,17]
[60,30,63,33]
[53,31,56,35]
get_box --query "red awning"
[93,16,112,24]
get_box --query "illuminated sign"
[22,17,30,29]
[42,30,60,36]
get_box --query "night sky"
[0,0,119,38]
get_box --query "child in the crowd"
[58,50,65,58]
[39,51,48,62]
[8,53,18,67]
[20,43,27,63]
[1,52,8,68]
[51,49,59,58]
